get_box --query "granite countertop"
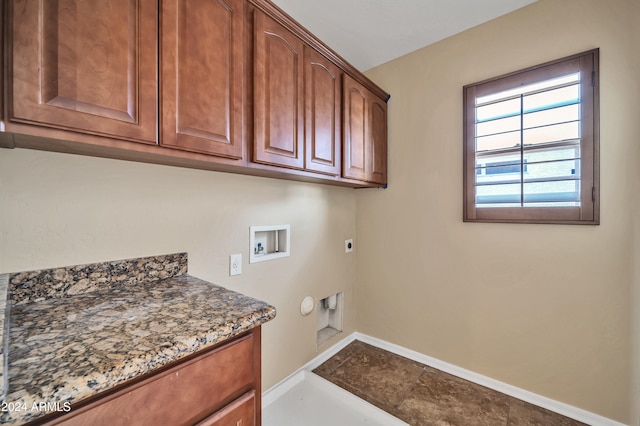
[0,253,276,425]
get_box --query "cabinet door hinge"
[592,186,596,202]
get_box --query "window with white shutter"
[463,49,599,224]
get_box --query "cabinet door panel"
[369,98,387,184]
[343,74,387,184]
[254,11,304,170]
[11,0,157,143]
[304,47,341,176]
[343,77,367,181]
[161,0,244,159]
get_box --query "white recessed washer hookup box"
[250,224,290,263]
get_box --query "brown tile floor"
[313,340,587,426]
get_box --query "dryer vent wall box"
[250,225,290,263]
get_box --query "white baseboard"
[262,368,308,407]
[263,332,627,426]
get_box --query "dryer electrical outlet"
[345,239,354,253]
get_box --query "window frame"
[463,49,600,225]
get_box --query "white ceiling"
[270,0,538,71]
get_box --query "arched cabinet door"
[10,0,158,144]
[304,46,342,176]
[343,74,387,184]
[368,95,388,184]
[253,10,305,170]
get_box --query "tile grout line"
[329,375,398,416]
[315,342,411,420]
[355,341,425,418]
[320,341,427,423]
[316,338,593,426]
[393,366,428,416]
[354,333,610,425]
[314,344,361,377]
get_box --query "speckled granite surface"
[9,252,188,305]
[1,256,276,425]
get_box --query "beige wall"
[1,0,638,423]
[0,149,357,390]
[631,1,640,424]
[359,0,637,423]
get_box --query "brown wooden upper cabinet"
[253,10,343,176]
[5,0,388,188]
[9,0,245,159]
[160,0,244,159]
[253,10,305,170]
[9,0,158,144]
[304,46,342,177]
[343,74,387,185]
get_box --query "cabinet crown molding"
[247,0,390,102]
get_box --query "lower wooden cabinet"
[196,391,255,426]
[36,328,262,426]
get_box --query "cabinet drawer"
[196,391,255,426]
[52,334,255,426]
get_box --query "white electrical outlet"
[345,239,354,253]
[230,254,242,276]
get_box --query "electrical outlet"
[230,254,242,276]
[345,239,354,253]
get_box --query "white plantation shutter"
[463,49,599,224]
